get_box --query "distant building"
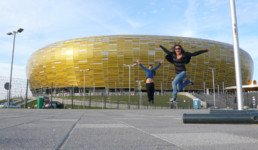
[26,35,253,95]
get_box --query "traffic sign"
[4,82,10,90]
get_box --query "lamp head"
[17,28,24,33]
[7,32,13,35]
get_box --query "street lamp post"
[123,63,136,109]
[230,0,244,110]
[6,28,24,108]
[80,69,90,109]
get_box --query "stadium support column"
[72,85,74,109]
[136,80,144,109]
[25,79,29,108]
[223,82,225,94]
[230,0,244,110]
[203,81,205,94]
[123,63,136,109]
[210,68,216,108]
[50,83,53,107]
[80,69,90,109]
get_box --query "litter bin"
[193,99,200,109]
[37,97,43,109]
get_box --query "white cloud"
[127,19,145,28]
[151,10,158,14]
[182,0,199,33]
[180,29,196,37]
[237,1,258,25]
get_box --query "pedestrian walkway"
[0,109,258,150]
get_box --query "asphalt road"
[0,109,258,150]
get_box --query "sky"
[1,0,258,82]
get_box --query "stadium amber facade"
[26,35,253,93]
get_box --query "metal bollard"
[183,112,258,124]
[210,109,258,114]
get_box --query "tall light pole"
[123,63,136,109]
[80,69,90,109]
[6,28,24,108]
[230,0,244,110]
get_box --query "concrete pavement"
[0,109,258,150]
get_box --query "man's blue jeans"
[172,71,190,99]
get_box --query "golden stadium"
[26,35,253,94]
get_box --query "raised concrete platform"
[0,109,258,150]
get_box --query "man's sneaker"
[169,98,177,103]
